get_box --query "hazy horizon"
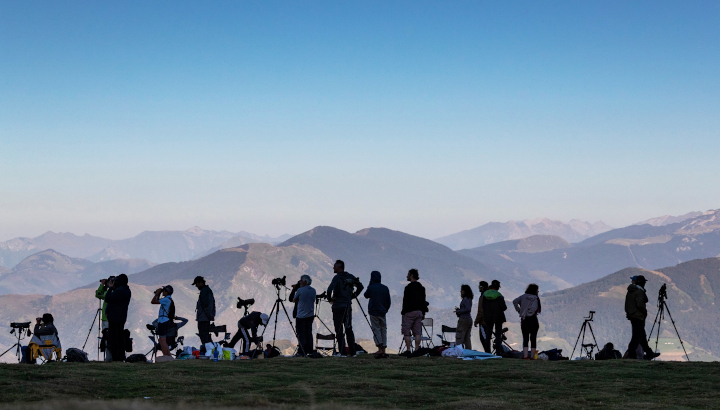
[2,1,719,242]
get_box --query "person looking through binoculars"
[95,276,115,332]
[292,274,316,356]
[326,260,364,357]
[105,274,131,362]
[226,311,269,354]
[151,285,175,358]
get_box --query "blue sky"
[1,1,719,240]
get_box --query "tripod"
[648,284,690,361]
[81,299,103,361]
[0,326,31,363]
[260,283,303,356]
[571,311,599,359]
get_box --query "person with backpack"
[151,285,175,358]
[455,284,474,349]
[482,279,507,354]
[401,269,429,353]
[227,311,269,355]
[326,260,364,357]
[473,281,491,352]
[193,276,216,352]
[513,283,541,360]
[363,270,391,358]
[104,273,131,362]
[625,275,661,360]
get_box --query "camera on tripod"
[342,276,361,289]
[237,297,255,309]
[272,276,286,287]
[316,291,328,301]
[658,283,668,301]
[10,322,31,330]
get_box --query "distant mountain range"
[0,250,154,295]
[0,228,291,268]
[635,211,703,227]
[435,218,613,250]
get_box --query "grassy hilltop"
[1,357,719,409]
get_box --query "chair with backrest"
[399,317,435,353]
[316,333,336,356]
[29,334,62,363]
[439,325,457,346]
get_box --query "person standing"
[326,260,364,357]
[151,285,175,358]
[625,275,661,360]
[473,281,490,352]
[193,276,216,352]
[96,276,115,361]
[513,283,541,359]
[104,273,131,362]
[293,274,317,356]
[363,270,391,358]
[482,279,507,354]
[401,269,428,353]
[455,284,474,349]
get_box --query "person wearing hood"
[625,275,661,360]
[104,273,131,362]
[455,284,474,349]
[513,283,541,359]
[364,270,391,358]
[482,279,507,354]
[327,260,364,357]
[474,281,491,352]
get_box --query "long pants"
[332,307,356,355]
[198,321,212,351]
[455,317,473,349]
[485,320,504,353]
[108,321,126,362]
[478,323,491,353]
[521,315,539,349]
[370,315,387,347]
[227,326,253,353]
[296,316,314,355]
[627,318,653,359]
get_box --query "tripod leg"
[653,306,664,353]
[278,300,303,355]
[662,301,691,362]
[571,322,585,359]
[587,323,599,351]
[354,298,380,347]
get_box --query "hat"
[192,276,205,285]
[631,275,647,284]
[260,313,269,326]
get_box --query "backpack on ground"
[125,353,148,363]
[65,348,89,363]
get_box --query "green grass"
[1,356,719,409]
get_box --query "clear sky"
[1,0,719,241]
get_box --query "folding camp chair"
[316,333,336,356]
[399,318,434,353]
[438,325,457,346]
[29,334,62,363]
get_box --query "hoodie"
[513,294,541,320]
[625,284,648,321]
[363,271,391,317]
[327,271,364,310]
[481,289,507,323]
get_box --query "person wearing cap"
[293,274,317,356]
[227,311,269,355]
[152,285,175,357]
[193,276,216,351]
[625,275,661,360]
[482,279,507,354]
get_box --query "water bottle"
[213,346,219,362]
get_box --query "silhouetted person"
[401,269,428,352]
[227,311,269,354]
[193,276,216,352]
[364,270,391,358]
[327,260,363,357]
[625,275,660,360]
[474,281,490,352]
[482,279,507,354]
[293,274,316,356]
[105,273,131,361]
[513,283,541,359]
[455,284,474,349]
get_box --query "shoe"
[332,353,346,358]
[522,356,531,360]
[645,352,661,360]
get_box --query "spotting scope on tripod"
[648,283,689,361]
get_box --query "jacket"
[401,281,429,315]
[240,311,262,338]
[196,285,216,322]
[105,285,132,323]
[455,297,472,319]
[474,293,485,326]
[327,271,364,310]
[625,284,648,321]
[482,289,507,323]
[95,284,109,321]
[513,293,541,320]
[34,323,58,337]
[363,271,391,317]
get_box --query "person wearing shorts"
[401,269,428,352]
[151,285,174,358]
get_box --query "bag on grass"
[126,353,148,363]
[65,348,89,363]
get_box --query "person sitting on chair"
[226,311,269,355]
[27,313,60,363]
